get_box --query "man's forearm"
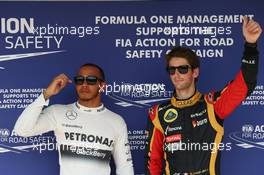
[14,93,50,137]
[241,42,259,96]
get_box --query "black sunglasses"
[74,75,103,85]
[167,65,192,75]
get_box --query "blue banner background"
[0,1,263,175]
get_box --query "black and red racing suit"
[145,43,259,175]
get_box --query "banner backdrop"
[0,1,263,175]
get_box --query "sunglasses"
[74,75,103,85]
[167,65,192,75]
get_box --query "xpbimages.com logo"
[229,124,264,150]
[99,82,173,108]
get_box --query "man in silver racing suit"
[14,63,134,175]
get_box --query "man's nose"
[173,69,181,77]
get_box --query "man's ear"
[193,68,199,78]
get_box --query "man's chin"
[79,98,92,102]
[78,95,93,101]
[174,84,190,91]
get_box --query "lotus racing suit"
[145,43,259,175]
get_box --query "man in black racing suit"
[145,16,262,175]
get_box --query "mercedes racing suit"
[14,94,134,175]
[145,43,259,175]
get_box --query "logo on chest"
[192,118,208,128]
[190,109,207,118]
[165,134,182,143]
[65,110,78,120]
[164,109,178,123]
[165,125,182,135]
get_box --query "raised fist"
[243,16,262,43]
[43,74,72,100]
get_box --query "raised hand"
[43,74,72,100]
[243,16,262,43]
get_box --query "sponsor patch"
[164,109,178,123]
[165,134,182,143]
[192,118,208,128]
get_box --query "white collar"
[74,102,105,113]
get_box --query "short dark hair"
[165,46,200,70]
[80,63,105,81]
